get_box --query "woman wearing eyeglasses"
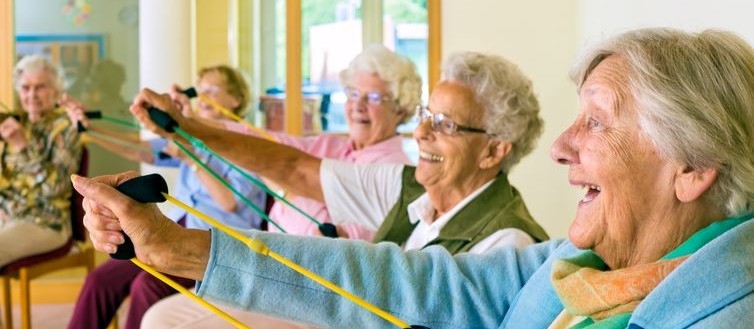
[66,65,268,329]
[136,51,548,328]
[221,44,421,240]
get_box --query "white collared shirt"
[403,180,534,253]
[321,159,534,254]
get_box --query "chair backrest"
[70,147,89,242]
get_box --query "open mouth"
[352,117,371,125]
[581,184,601,203]
[419,150,444,162]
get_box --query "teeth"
[580,184,601,191]
[419,150,444,162]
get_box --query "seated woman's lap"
[0,220,69,266]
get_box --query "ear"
[479,139,513,170]
[674,165,718,202]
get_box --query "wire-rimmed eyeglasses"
[416,105,488,136]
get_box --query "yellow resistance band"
[163,193,411,329]
[197,94,278,142]
[130,258,251,329]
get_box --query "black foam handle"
[85,110,103,119]
[75,111,103,132]
[148,107,178,133]
[405,326,430,329]
[318,223,339,238]
[110,173,170,260]
[181,87,197,99]
[157,151,172,160]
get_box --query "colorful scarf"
[551,214,753,329]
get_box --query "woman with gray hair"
[0,55,82,266]
[82,27,754,328]
[134,50,548,328]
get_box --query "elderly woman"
[138,51,547,328]
[0,55,81,266]
[226,44,421,239]
[81,27,754,328]
[66,64,268,329]
[78,28,754,328]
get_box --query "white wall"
[442,0,582,238]
[442,0,754,239]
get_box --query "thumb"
[71,173,138,218]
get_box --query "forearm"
[144,226,212,281]
[182,119,324,202]
[88,134,155,163]
[89,125,143,143]
[194,164,238,212]
[196,229,531,329]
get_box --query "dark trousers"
[67,258,195,329]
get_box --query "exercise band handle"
[110,173,169,260]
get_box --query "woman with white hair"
[0,55,82,266]
[225,44,422,239]
[136,50,549,328]
[82,27,754,328]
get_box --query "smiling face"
[195,70,242,121]
[17,69,59,119]
[551,56,688,268]
[344,72,406,150]
[413,80,502,197]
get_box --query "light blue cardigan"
[196,217,754,329]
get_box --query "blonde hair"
[198,65,251,116]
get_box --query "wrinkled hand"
[60,94,90,129]
[0,117,28,150]
[72,171,183,269]
[129,88,186,139]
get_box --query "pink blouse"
[225,122,411,240]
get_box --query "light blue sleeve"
[196,229,566,329]
[148,138,181,167]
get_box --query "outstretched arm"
[130,88,324,202]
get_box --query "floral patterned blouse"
[0,109,82,232]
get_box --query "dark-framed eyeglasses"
[416,105,488,136]
[344,87,393,106]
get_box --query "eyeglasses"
[344,87,393,106]
[197,84,224,96]
[416,106,488,136]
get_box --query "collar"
[406,179,496,226]
[630,213,754,328]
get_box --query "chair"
[0,147,94,329]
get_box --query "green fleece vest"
[372,166,549,254]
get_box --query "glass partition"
[14,0,140,176]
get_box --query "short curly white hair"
[339,44,423,124]
[443,52,544,173]
[13,54,65,94]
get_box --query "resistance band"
[113,173,429,329]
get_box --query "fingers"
[83,212,124,254]
[71,173,140,221]
[60,94,91,128]
[130,88,184,137]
